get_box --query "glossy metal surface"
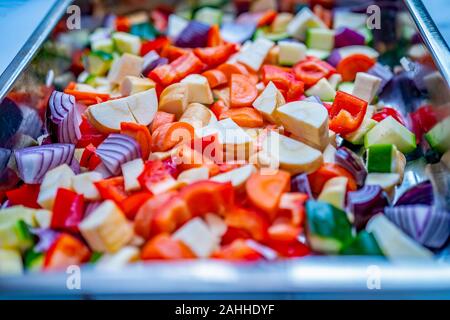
[404,0,450,86]
[0,0,72,101]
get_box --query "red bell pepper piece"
[267,220,302,242]
[44,233,91,270]
[115,16,131,32]
[94,177,127,204]
[329,91,368,134]
[51,188,85,233]
[160,45,189,62]
[120,122,152,159]
[278,192,308,227]
[138,160,176,193]
[372,107,405,126]
[79,144,102,170]
[134,192,175,239]
[308,163,358,195]
[121,191,152,220]
[410,105,450,141]
[221,226,251,245]
[140,36,170,56]
[267,239,311,258]
[141,233,195,260]
[6,184,40,209]
[194,43,238,68]
[293,58,335,87]
[261,65,305,101]
[151,8,170,33]
[225,206,270,242]
[207,24,223,47]
[149,52,204,86]
[180,180,234,217]
[77,115,107,148]
[212,239,263,261]
[152,194,191,235]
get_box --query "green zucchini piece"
[366,144,397,173]
[305,200,353,254]
[340,231,384,256]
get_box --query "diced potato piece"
[87,98,135,133]
[365,173,400,197]
[237,38,275,71]
[120,76,155,96]
[177,167,210,184]
[112,32,141,55]
[271,12,293,33]
[277,101,329,150]
[278,41,307,66]
[159,83,189,119]
[148,176,184,195]
[121,158,144,192]
[211,164,256,188]
[181,74,214,105]
[180,103,212,128]
[96,246,139,270]
[253,81,286,124]
[287,7,328,41]
[260,130,323,174]
[37,164,75,210]
[204,213,228,238]
[0,249,23,275]
[323,144,337,163]
[79,200,134,253]
[126,88,158,126]
[352,72,382,103]
[212,86,230,107]
[318,177,348,210]
[173,218,219,258]
[107,53,144,85]
[72,172,103,200]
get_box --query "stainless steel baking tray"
[0,0,449,299]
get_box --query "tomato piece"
[120,122,152,159]
[152,195,191,235]
[230,74,258,108]
[261,65,304,101]
[372,107,405,125]
[308,163,358,195]
[44,233,90,270]
[141,233,195,260]
[225,206,270,242]
[267,239,311,258]
[6,184,40,209]
[245,170,291,219]
[151,121,195,152]
[329,91,368,134]
[220,107,264,127]
[337,54,376,82]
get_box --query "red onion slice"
[335,147,367,187]
[385,205,450,248]
[14,143,75,183]
[96,134,141,176]
[49,91,81,144]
